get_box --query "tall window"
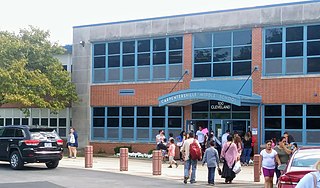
[92,36,183,83]
[193,30,252,78]
[264,24,320,76]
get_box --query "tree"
[0,26,78,115]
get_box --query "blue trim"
[158,89,261,107]
[74,0,317,29]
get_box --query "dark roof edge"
[73,0,318,29]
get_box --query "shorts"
[68,143,78,147]
[169,156,174,162]
[262,167,275,177]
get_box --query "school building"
[71,1,320,154]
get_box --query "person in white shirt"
[180,132,201,184]
[221,129,230,147]
[196,126,206,157]
[296,160,320,188]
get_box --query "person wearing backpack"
[180,131,201,184]
[202,140,220,186]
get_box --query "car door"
[0,127,6,159]
[0,128,15,159]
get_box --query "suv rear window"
[29,128,60,141]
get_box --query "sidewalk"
[59,156,265,185]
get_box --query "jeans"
[243,148,252,164]
[184,159,198,182]
[207,167,216,184]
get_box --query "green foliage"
[113,146,132,154]
[148,149,154,155]
[0,26,78,114]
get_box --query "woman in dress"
[220,135,238,184]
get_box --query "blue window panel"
[213,63,231,77]
[169,51,182,64]
[265,28,282,43]
[123,41,135,53]
[94,57,106,68]
[213,32,231,47]
[194,49,212,63]
[194,33,212,48]
[194,64,211,77]
[307,57,320,73]
[108,42,120,54]
[233,30,252,45]
[213,48,231,62]
[94,44,106,56]
[307,25,320,40]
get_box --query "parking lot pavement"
[59,156,265,186]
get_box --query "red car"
[277,146,320,188]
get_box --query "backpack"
[189,140,202,160]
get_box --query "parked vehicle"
[277,146,320,188]
[0,125,64,170]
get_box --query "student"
[202,140,220,186]
[68,127,78,159]
[180,132,201,184]
[221,135,238,184]
[259,140,281,188]
[168,139,178,168]
[274,137,292,183]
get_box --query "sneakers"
[168,165,172,168]
[190,181,197,184]
[175,163,178,168]
[183,176,189,184]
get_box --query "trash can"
[120,148,128,171]
[152,150,162,175]
[85,145,93,168]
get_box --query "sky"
[0,0,308,45]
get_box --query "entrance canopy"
[158,89,261,107]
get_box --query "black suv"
[0,125,63,170]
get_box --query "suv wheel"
[46,160,59,169]
[10,151,24,170]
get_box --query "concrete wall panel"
[237,9,261,28]
[72,56,91,70]
[90,25,106,41]
[135,21,152,37]
[73,27,90,46]
[282,5,303,24]
[72,70,90,84]
[261,7,282,26]
[105,25,121,40]
[185,15,204,32]
[151,19,167,35]
[167,17,185,34]
[303,3,320,22]
[120,22,136,38]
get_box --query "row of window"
[264,25,320,75]
[92,23,320,82]
[0,108,71,137]
[193,30,252,77]
[92,106,183,141]
[264,104,320,144]
[93,37,183,82]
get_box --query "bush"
[114,146,132,154]
[148,149,154,155]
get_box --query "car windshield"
[291,150,320,168]
[30,129,60,141]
